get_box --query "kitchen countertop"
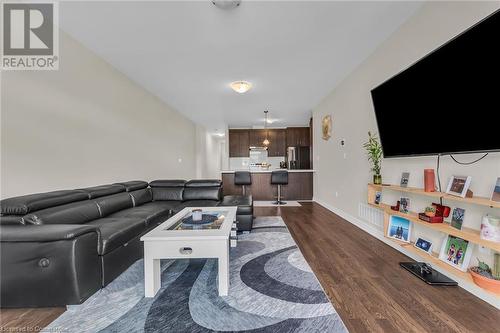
[221,169,315,173]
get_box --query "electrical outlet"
[343,153,347,159]
[178,158,182,163]
[335,191,339,198]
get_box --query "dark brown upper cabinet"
[286,127,310,147]
[267,129,286,157]
[249,129,268,147]
[228,129,249,157]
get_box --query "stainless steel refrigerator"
[287,146,310,169]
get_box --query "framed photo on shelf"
[446,176,472,198]
[480,215,500,243]
[439,235,473,272]
[450,208,465,230]
[492,177,500,202]
[399,197,410,214]
[387,216,411,243]
[414,237,433,254]
[400,172,410,187]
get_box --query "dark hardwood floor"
[256,202,500,333]
[2,202,499,332]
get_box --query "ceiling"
[59,1,422,132]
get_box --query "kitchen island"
[221,170,314,201]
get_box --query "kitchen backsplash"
[229,156,285,170]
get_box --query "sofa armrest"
[1,224,101,307]
[0,224,98,242]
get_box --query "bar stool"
[271,170,288,205]
[234,171,252,195]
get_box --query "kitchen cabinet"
[267,129,286,157]
[229,129,249,157]
[249,129,268,147]
[286,127,310,147]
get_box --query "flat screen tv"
[371,10,500,158]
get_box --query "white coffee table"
[140,206,237,297]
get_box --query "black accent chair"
[271,170,288,205]
[0,178,251,308]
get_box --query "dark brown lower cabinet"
[222,172,313,201]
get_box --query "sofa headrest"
[0,190,89,216]
[185,179,222,188]
[183,187,222,201]
[23,200,101,225]
[77,184,125,199]
[113,180,148,192]
[149,180,186,188]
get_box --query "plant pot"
[373,174,382,185]
[469,269,500,294]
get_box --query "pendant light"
[263,110,270,146]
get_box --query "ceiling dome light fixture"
[212,0,241,10]
[230,81,252,94]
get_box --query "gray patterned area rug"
[43,216,348,333]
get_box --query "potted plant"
[469,255,500,294]
[363,131,383,185]
[424,206,436,217]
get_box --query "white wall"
[1,31,197,198]
[313,1,500,267]
[195,125,224,179]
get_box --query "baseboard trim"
[313,199,500,310]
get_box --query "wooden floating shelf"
[369,202,500,252]
[368,183,500,209]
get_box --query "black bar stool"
[234,171,252,195]
[271,170,288,205]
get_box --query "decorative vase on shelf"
[373,174,382,185]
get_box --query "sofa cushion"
[113,181,148,192]
[220,195,253,215]
[152,187,184,201]
[77,184,125,199]
[0,190,89,216]
[183,187,221,201]
[87,218,147,255]
[142,201,182,214]
[185,179,222,188]
[23,201,101,225]
[149,180,186,188]
[130,189,153,206]
[95,193,133,217]
[108,203,173,227]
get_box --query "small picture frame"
[374,191,382,205]
[399,197,410,214]
[446,176,472,198]
[450,207,465,230]
[439,235,473,272]
[387,216,411,243]
[400,172,410,188]
[492,177,500,203]
[414,237,433,254]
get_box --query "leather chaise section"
[0,190,89,215]
[108,203,173,227]
[23,200,101,225]
[220,195,253,215]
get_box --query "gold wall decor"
[321,115,332,140]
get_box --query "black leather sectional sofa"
[0,179,253,308]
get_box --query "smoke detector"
[212,0,241,10]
